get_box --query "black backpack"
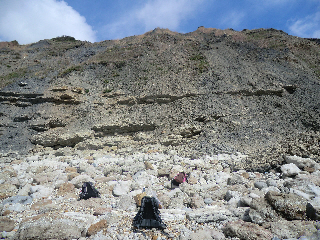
[133,196,166,229]
[79,182,100,200]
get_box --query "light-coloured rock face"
[0,150,319,239]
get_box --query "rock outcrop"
[0,27,319,171]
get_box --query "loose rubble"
[0,150,320,239]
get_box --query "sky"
[0,0,319,44]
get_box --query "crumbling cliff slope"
[0,27,319,170]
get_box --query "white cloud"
[0,0,96,44]
[103,0,205,40]
[289,11,320,38]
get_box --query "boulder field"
[0,150,320,239]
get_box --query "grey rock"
[14,217,83,240]
[284,155,318,169]
[132,171,157,188]
[116,195,136,211]
[159,209,186,222]
[186,207,233,223]
[225,190,242,201]
[254,181,268,190]
[299,230,320,240]
[227,174,244,185]
[266,179,278,187]
[2,195,33,205]
[247,209,265,225]
[265,191,307,220]
[167,190,189,209]
[190,194,205,208]
[239,196,252,207]
[281,163,301,177]
[204,198,214,205]
[112,180,132,197]
[248,198,281,223]
[29,185,53,199]
[261,186,281,195]
[70,174,95,188]
[189,229,224,240]
[269,220,318,239]
[223,220,273,240]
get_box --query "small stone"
[70,174,94,188]
[57,182,76,197]
[112,181,131,197]
[144,161,154,170]
[0,184,17,198]
[281,163,301,177]
[204,198,214,205]
[241,172,250,179]
[116,195,136,210]
[2,210,11,216]
[68,172,80,181]
[225,190,242,201]
[227,174,244,185]
[239,196,252,207]
[0,217,15,232]
[188,176,198,185]
[31,199,52,211]
[266,179,277,187]
[189,229,215,240]
[254,181,268,190]
[304,166,315,173]
[93,207,110,216]
[30,185,53,199]
[87,220,108,237]
[65,166,78,173]
[190,194,205,208]
[157,168,170,177]
[248,209,265,225]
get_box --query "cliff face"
[0,28,319,170]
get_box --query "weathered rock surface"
[269,220,318,239]
[223,220,273,240]
[0,28,319,173]
[14,217,84,240]
[265,191,307,220]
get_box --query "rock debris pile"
[1,150,320,239]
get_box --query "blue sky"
[0,0,319,44]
